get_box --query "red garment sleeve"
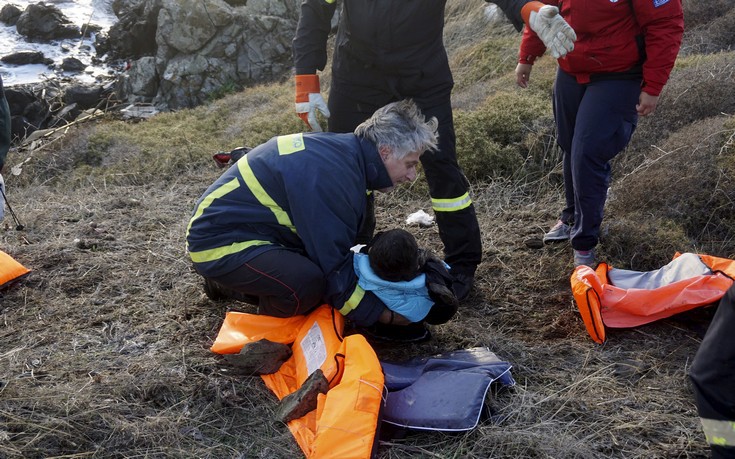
[517,0,556,65]
[633,0,684,96]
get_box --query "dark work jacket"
[293,0,529,103]
[186,132,393,325]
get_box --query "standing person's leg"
[419,99,481,300]
[328,82,395,244]
[570,78,639,254]
[547,68,585,242]
[205,249,326,317]
[690,284,735,458]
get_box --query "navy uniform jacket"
[186,132,393,324]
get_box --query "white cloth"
[608,253,713,290]
[295,92,330,132]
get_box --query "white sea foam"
[0,0,118,86]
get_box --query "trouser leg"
[328,87,389,245]
[328,77,481,272]
[418,100,482,274]
[690,284,735,458]
[552,69,581,225]
[208,249,325,317]
[554,69,639,251]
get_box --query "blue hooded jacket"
[353,253,433,323]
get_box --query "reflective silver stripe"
[431,192,472,212]
[237,155,297,234]
[701,418,735,447]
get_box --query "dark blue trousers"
[327,79,482,275]
[208,249,325,318]
[553,69,640,251]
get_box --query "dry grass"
[1,1,732,458]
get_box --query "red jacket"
[519,0,683,96]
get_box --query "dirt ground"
[0,164,716,458]
[2,0,734,456]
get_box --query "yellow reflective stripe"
[338,284,365,316]
[186,177,241,239]
[189,240,272,263]
[431,192,472,212]
[701,418,735,447]
[277,133,306,155]
[237,155,297,234]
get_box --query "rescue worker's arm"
[631,0,683,116]
[280,147,391,326]
[292,0,335,132]
[514,2,568,85]
[340,284,410,327]
[514,13,546,88]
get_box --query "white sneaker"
[543,220,571,243]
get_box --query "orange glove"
[521,1,576,59]
[294,74,330,132]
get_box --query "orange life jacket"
[211,305,384,458]
[571,252,735,343]
[0,249,30,290]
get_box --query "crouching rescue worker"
[186,99,438,328]
[689,284,735,458]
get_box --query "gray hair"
[354,99,439,159]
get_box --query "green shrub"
[609,115,735,260]
[455,91,554,181]
[602,215,692,271]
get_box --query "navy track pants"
[553,69,639,251]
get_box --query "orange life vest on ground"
[211,305,384,458]
[0,249,30,290]
[571,253,735,344]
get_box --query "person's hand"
[636,91,659,116]
[421,254,459,325]
[294,74,330,132]
[515,63,533,88]
[378,307,411,326]
[526,3,576,59]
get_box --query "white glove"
[294,74,330,132]
[0,173,5,222]
[295,93,330,132]
[528,5,576,59]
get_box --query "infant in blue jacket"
[354,229,458,325]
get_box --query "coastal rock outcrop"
[105,0,300,110]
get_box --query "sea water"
[0,0,118,87]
